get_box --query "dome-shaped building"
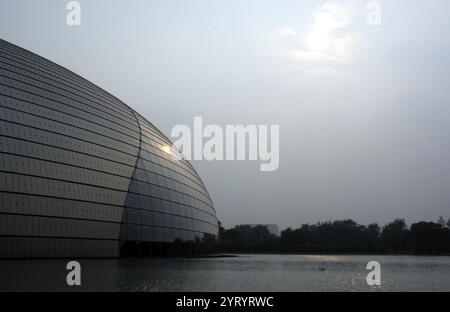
[0,39,218,258]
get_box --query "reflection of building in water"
[247,224,280,236]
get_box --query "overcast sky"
[1,0,450,230]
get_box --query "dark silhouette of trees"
[365,223,382,251]
[381,219,409,253]
[278,220,384,253]
[409,222,450,254]
[218,219,450,255]
[219,225,278,252]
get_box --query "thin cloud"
[275,1,364,75]
[277,26,297,39]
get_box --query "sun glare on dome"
[161,144,172,155]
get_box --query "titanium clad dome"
[0,39,218,258]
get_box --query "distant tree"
[364,223,382,252]
[220,225,278,252]
[447,218,450,229]
[220,218,450,255]
[280,227,294,246]
[218,224,226,240]
[281,220,381,253]
[366,223,381,237]
[381,219,409,253]
[328,219,362,252]
[409,222,450,254]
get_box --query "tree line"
[218,218,450,255]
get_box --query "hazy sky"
[1,0,450,230]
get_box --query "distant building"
[437,216,446,227]
[247,224,280,236]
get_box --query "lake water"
[1,254,450,291]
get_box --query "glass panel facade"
[0,38,218,258]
